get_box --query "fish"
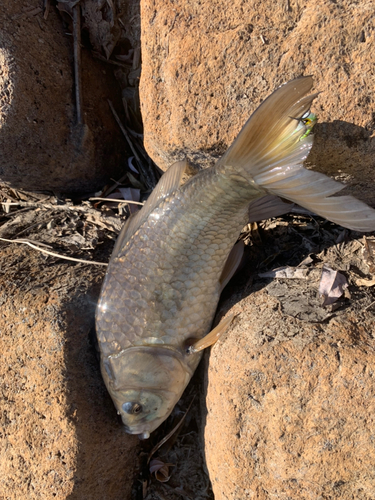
[95,76,375,439]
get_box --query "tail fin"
[219,76,375,232]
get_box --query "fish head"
[101,346,191,438]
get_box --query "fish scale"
[97,168,255,355]
[96,77,375,438]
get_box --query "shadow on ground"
[61,278,140,500]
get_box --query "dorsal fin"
[111,160,188,259]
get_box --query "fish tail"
[219,76,375,232]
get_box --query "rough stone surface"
[0,200,213,500]
[140,0,375,204]
[203,233,375,500]
[0,0,127,194]
[0,242,140,499]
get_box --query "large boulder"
[202,231,375,499]
[139,0,375,495]
[0,238,139,499]
[204,289,375,499]
[140,0,375,204]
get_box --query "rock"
[140,0,375,204]
[0,199,215,499]
[203,239,375,499]
[0,242,139,499]
[0,0,128,194]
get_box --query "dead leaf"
[259,266,310,279]
[118,187,140,210]
[85,213,122,233]
[81,0,121,59]
[355,277,375,287]
[128,156,139,174]
[363,237,375,274]
[318,264,348,306]
[149,458,175,483]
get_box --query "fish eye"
[301,110,311,120]
[122,402,143,415]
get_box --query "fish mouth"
[123,424,150,440]
[137,432,150,440]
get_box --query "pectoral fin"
[187,314,235,354]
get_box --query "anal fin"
[247,194,294,223]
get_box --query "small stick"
[89,197,144,205]
[1,200,91,212]
[108,100,156,190]
[108,100,141,162]
[43,0,50,19]
[364,300,375,311]
[147,397,195,464]
[0,237,108,266]
[2,199,144,208]
[106,0,115,14]
[73,4,83,125]
[1,207,35,219]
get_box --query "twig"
[2,199,144,208]
[2,202,28,207]
[107,100,144,168]
[108,100,141,162]
[108,100,157,190]
[2,238,53,249]
[12,6,42,18]
[100,173,130,198]
[73,3,83,125]
[127,128,143,139]
[0,237,108,266]
[106,0,115,16]
[147,397,195,464]
[1,207,35,219]
[89,197,144,205]
[43,0,50,19]
[15,222,47,239]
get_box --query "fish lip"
[138,432,150,440]
[123,426,150,440]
